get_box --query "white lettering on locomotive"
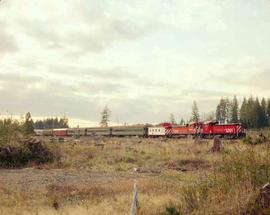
[225,128,233,133]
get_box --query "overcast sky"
[1,0,270,126]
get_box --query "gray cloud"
[15,3,155,55]
[0,72,227,123]
[0,22,17,54]
[1,1,270,125]
[212,69,270,92]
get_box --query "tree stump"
[211,136,221,153]
[243,183,270,214]
[256,183,270,209]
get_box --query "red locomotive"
[200,121,245,139]
[170,122,202,137]
[169,121,245,139]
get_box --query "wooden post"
[130,181,138,215]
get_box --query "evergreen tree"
[261,98,268,127]
[225,97,231,123]
[231,95,239,123]
[245,97,253,128]
[180,117,185,125]
[216,97,230,123]
[170,113,176,124]
[100,106,111,127]
[191,101,200,122]
[254,97,261,128]
[33,117,69,129]
[267,99,270,126]
[24,112,34,135]
[240,97,248,127]
[216,104,221,123]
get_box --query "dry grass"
[0,135,270,214]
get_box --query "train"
[34,121,246,139]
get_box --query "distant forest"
[215,96,270,129]
[34,117,69,129]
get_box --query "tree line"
[215,96,270,128]
[34,116,69,129]
[0,113,70,135]
[171,96,270,129]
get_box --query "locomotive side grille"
[165,128,172,136]
[237,125,241,134]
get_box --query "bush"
[243,133,269,145]
[0,138,59,168]
[0,118,22,147]
[181,147,270,214]
[123,155,137,163]
[162,204,181,215]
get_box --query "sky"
[1,0,270,127]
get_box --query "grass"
[0,130,270,214]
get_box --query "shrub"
[0,138,59,168]
[181,147,270,214]
[243,133,269,145]
[162,204,181,215]
[123,155,137,163]
[0,118,22,147]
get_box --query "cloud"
[0,71,228,124]
[12,1,155,55]
[210,58,270,93]
[1,0,270,125]
[0,22,18,55]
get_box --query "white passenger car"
[148,126,166,136]
[34,129,43,136]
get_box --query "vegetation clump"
[162,204,181,215]
[0,116,59,168]
[180,145,270,214]
[243,133,269,145]
[0,138,57,167]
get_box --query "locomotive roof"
[215,123,241,126]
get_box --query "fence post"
[130,181,138,215]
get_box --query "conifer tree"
[180,118,185,125]
[100,106,111,127]
[267,99,270,126]
[24,112,34,135]
[261,98,268,127]
[254,97,261,128]
[231,95,239,123]
[170,113,176,124]
[191,101,200,122]
[240,97,248,127]
[216,97,230,123]
[216,104,221,123]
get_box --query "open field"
[0,136,270,215]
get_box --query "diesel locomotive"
[34,120,245,139]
